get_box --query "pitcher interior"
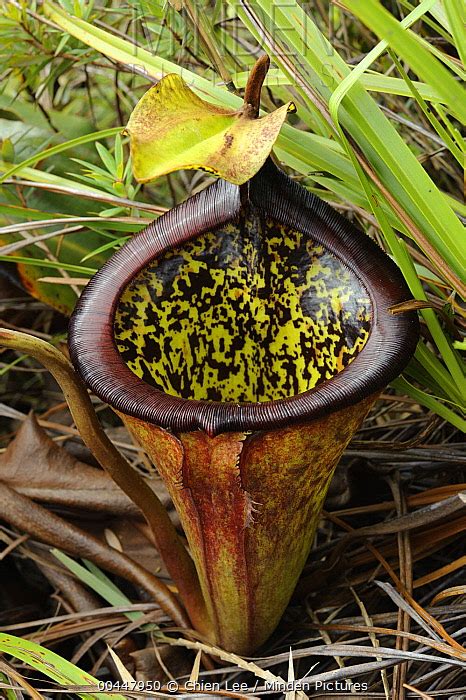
[114,213,372,402]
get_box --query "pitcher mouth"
[68,161,419,435]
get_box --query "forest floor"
[1,288,465,699]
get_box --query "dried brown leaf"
[0,414,139,518]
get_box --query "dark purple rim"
[68,161,419,435]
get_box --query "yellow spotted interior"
[114,215,372,402]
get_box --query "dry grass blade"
[0,659,44,700]
[325,492,466,544]
[349,586,390,699]
[38,277,89,285]
[332,484,466,517]
[375,581,464,653]
[284,648,308,700]
[0,533,29,561]
[188,649,202,683]
[402,683,434,700]
[0,604,160,633]
[157,634,285,683]
[414,556,466,588]
[106,647,135,683]
[430,586,466,606]
[307,621,466,661]
[389,474,412,700]
[257,644,466,668]
[294,659,398,688]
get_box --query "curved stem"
[0,328,211,637]
[0,481,189,628]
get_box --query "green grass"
[0,633,126,699]
[1,0,464,422]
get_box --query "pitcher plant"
[2,58,419,655]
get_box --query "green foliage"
[71,133,139,215]
[52,550,144,621]
[0,632,126,699]
[0,0,464,425]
